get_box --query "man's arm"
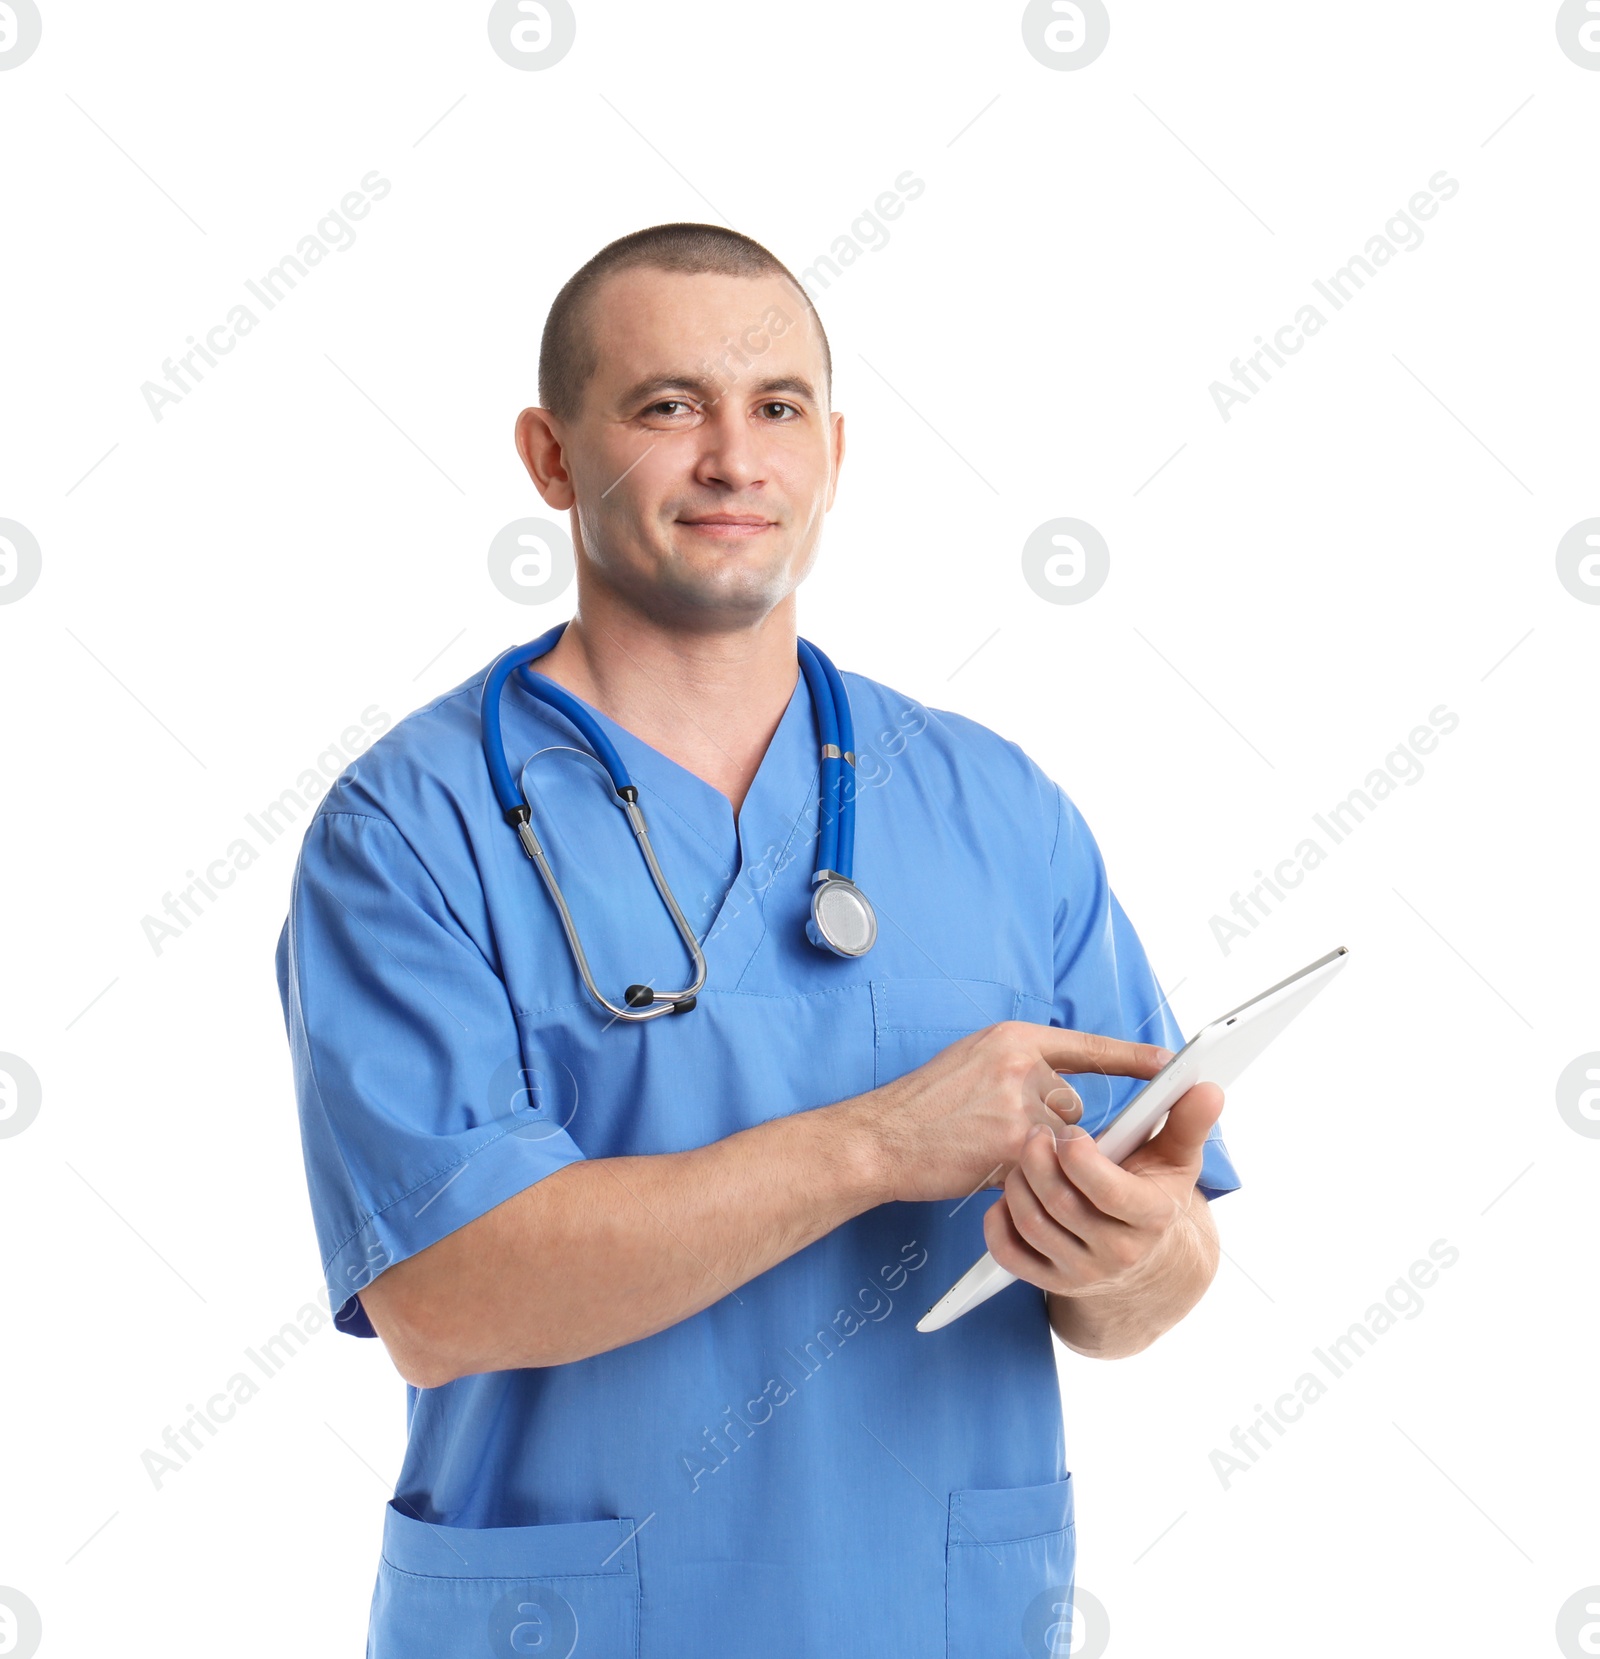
[361,1096,887,1386]
[359,1021,1171,1387]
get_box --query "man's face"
[522,267,843,629]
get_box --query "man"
[275,222,1238,1658]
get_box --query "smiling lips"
[679,514,774,539]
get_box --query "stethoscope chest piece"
[807,874,878,958]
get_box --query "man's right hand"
[857,1022,1174,1205]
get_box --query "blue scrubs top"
[274,650,1241,1659]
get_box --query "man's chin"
[637,562,796,627]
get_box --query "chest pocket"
[871,977,1021,1089]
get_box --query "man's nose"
[693,407,767,489]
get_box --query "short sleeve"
[1047,785,1242,1201]
[274,810,588,1336]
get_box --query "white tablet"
[915,945,1351,1333]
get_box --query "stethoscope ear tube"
[514,786,707,1021]
[482,629,707,1021]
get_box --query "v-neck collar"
[510,662,826,960]
[589,667,814,835]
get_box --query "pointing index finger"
[1014,1021,1174,1081]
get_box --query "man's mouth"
[677,514,775,539]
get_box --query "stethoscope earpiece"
[482,623,874,1022]
[625,985,697,1014]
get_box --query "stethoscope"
[481,621,878,1023]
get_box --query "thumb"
[1137,1081,1225,1172]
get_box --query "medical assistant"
[273,647,1242,1659]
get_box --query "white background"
[1,2,1596,1655]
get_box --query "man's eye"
[645,399,696,418]
[761,402,799,420]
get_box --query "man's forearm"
[1046,1195,1220,1359]
[366,1096,889,1384]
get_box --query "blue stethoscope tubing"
[481,621,877,1022]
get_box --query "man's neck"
[527,600,801,820]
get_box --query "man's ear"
[825,409,846,512]
[515,406,576,510]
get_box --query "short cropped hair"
[538,222,831,424]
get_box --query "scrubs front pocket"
[872,976,1022,1088]
[945,1473,1076,1659]
[369,1499,640,1659]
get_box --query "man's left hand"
[982,1080,1225,1299]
